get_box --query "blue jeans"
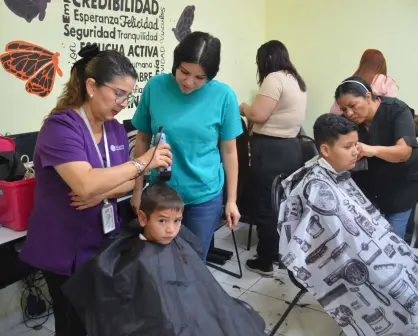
[182,192,223,262]
[386,209,412,238]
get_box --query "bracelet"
[131,159,146,177]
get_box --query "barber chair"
[267,135,318,335]
[268,173,308,336]
[298,135,318,163]
[7,131,38,162]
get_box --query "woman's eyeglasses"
[103,83,134,105]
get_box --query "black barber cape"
[62,221,265,336]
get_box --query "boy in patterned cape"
[278,114,418,336]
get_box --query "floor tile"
[238,291,340,336]
[41,315,54,333]
[26,329,53,336]
[222,222,258,250]
[277,305,341,336]
[218,281,247,298]
[5,324,53,336]
[238,291,291,332]
[214,225,230,239]
[211,236,245,256]
[211,257,262,290]
[249,271,322,312]
[215,220,245,238]
[231,244,257,262]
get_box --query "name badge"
[101,201,116,234]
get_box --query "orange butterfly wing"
[0,40,63,97]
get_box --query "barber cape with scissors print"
[278,156,418,336]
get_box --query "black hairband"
[71,43,101,72]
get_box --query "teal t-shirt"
[132,73,243,205]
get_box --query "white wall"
[0,0,266,330]
[266,0,418,135]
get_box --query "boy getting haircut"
[138,182,184,245]
[140,182,184,218]
[62,185,266,336]
[275,113,418,336]
[313,113,358,149]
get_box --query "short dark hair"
[256,40,306,91]
[171,31,221,80]
[334,76,375,101]
[140,182,184,218]
[313,114,358,149]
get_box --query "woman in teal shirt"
[130,32,243,260]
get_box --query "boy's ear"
[138,210,147,228]
[319,143,331,158]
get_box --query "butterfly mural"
[4,0,51,23]
[172,5,196,42]
[0,41,63,98]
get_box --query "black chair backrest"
[123,119,136,133]
[7,131,39,162]
[221,118,251,210]
[272,136,317,218]
[236,118,250,202]
[123,119,138,160]
[298,135,318,164]
[271,173,288,218]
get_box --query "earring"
[90,94,94,99]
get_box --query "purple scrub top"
[20,110,130,276]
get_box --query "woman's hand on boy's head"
[69,192,104,210]
[225,202,241,229]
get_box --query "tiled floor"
[4,222,343,336]
[211,223,342,336]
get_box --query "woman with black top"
[335,76,418,238]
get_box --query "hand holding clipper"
[155,127,172,181]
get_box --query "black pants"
[43,271,87,336]
[250,134,303,264]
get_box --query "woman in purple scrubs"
[20,44,172,336]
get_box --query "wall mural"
[172,5,195,42]
[1,1,197,104]
[4,0,51,23]
[0,41,63,97]
[62,0,167,107]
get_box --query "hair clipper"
[155,126,171,181]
